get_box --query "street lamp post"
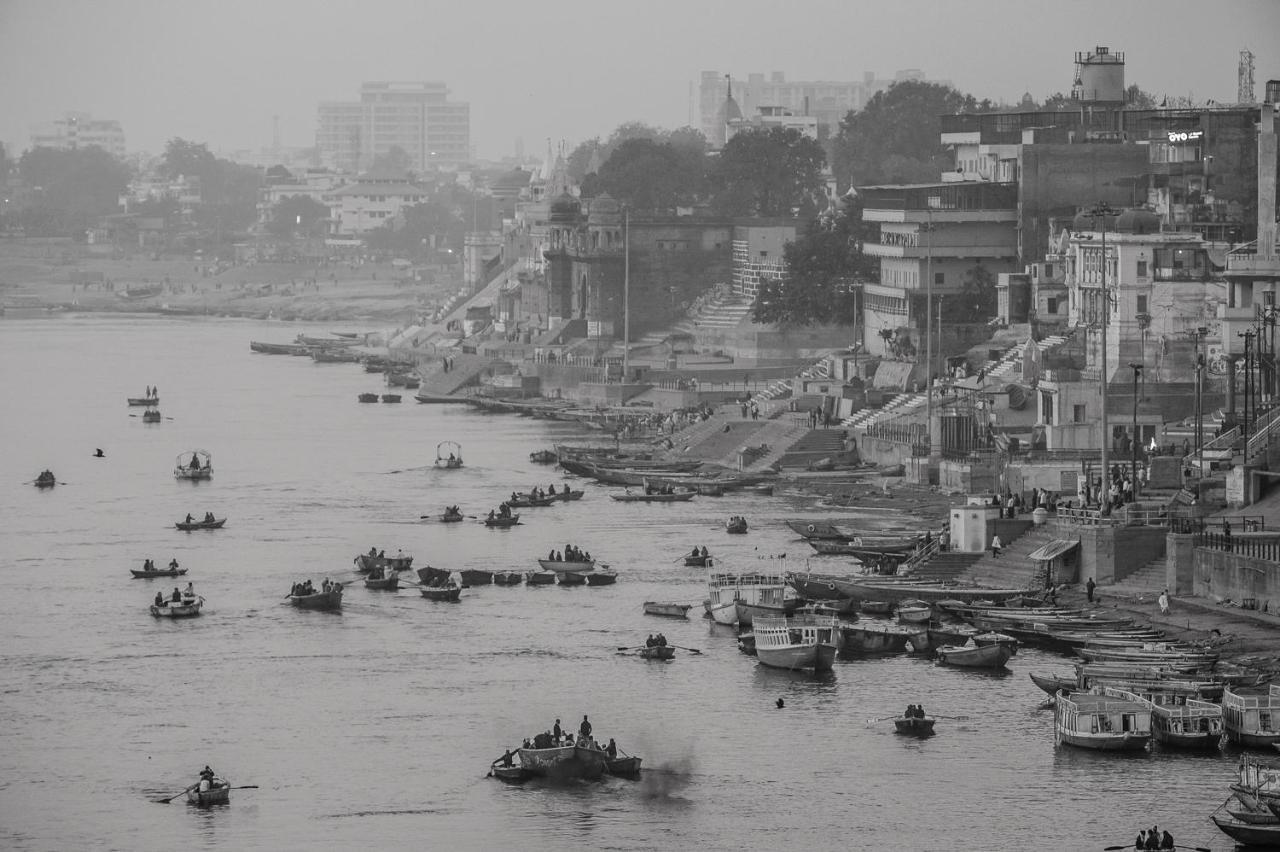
[1239,328,1256,450]
[1129,363,1143,500]
[1186,326,1208,471]
[923,199,940,458]
[1088,202,1116,500]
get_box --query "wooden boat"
[706,572,800,626]
[439,508,465,523]
[289,588,343,610]
[483,514,521,528]
[296,334,359,348]
[34,470,57,488]
[808,538,917,556]
[313,349,361,363]
[417,566,451,586]
[358,392,379,403]
[753,615,841,671]
[250,341,309,355]
[435,441,463,469]
[893,716,936,737]
[638,645,676,660]
[1101,687,1223,750]
[788,520,859,540]
[525,570,557,585]
[493,570,523,586]
[364,573,400,590]
[585,570,617,586]
[605,755,642,777]
[610,490,694,503]
[508,494,555,508]
[928,624,979,648]
[935,642,1014,669]
[736,484,775,496]
[127,396,160,406]
[1213,802,1280,847]
[1223,685,1280,747]
[386,372,420,388]
[1029,672,1078,696]
[841,622,925,655]
[537,558,595,572]
[420,582,462,602]
[529,450,558,464]
[151,596,203,618]
[459,568,494,586]
[972,631,1019,656]
[558,570,587,586]
[381,394,402,403]
[142,409,162,423]
[186,779,231,806]
[643,601,691,618]
[131,567,188,578]
[174,449,212,481]
[1225,793,1280,825]
[726,516,748,534]
[1053,690,1152,751]
[175,517,226,531]
[547,489,583,502]
[491,763,528,783]
[683,553,713,567]
[896,600,932,624]
[517,742,608,780]
[860,600,893,615]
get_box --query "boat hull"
[459,569,494,586]
[517,744,608,780]
[420,585,462,601]
[131,568,187,578]
[638,646,675,660]
[289,590,342,610]
[493,571,523,586]
[756,642,837,672]
[175,519,225,531]
[585,572,616,586]
[708,601,739,625]
[736,599,801,627]
[150,600,202,618]
[935,643,1014,669]
[483,514,521,527]
[363,575,400,590]
[1214,809,1280,845]
[186,784,229,806]
[1057,731,1151,751]
[1227,729,1280,748]
[894,717,936,737]
[537,559,595,572]
[525,571,557,585]
[643,602,691,618]
[606,756,642,777]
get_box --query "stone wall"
[1194,548,1280,613]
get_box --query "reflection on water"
[0,316,1247,851]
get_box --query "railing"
[1173,515,1266,534]
[1200,426,1240,452]
[1246,406,1280,462]
[899,537,940,575]
[1055,506,1180,528]
[1197,531,1280,563]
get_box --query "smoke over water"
[639,757,694,803]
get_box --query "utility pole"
[1088,202,1116,501]
[1129,363,1143,499]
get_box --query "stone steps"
[955,522,1057,590]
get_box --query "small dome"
[549,192,581,224]
[718,94,743,123]
[1115,209,1161,234]
[587,193,622,225]
[1071,209,1119,232]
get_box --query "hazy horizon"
[2,0,1278,164]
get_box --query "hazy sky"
[2,0,1278,162]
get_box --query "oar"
[616,646,641,652]
[155,784,197,803]
[864,715,903,725]
[930,715,970,721]
[671,645,702,655]
[1104,846,1209,852]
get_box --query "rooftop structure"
[29,112,126,159]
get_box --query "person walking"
[1158,589,1170,616]
[990,534,1003,558]
[1086,577,1096,603]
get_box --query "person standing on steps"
[990,534,1003,558]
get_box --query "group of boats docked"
[1212,756,1280,846]
[556,446,776,496]
[358,392,402,403]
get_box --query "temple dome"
[549,192,581,224]
[587,193,622,225]
[1115,209,1161,234]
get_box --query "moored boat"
[250,341,309,355]
[529,450,558,464]
[1101,686,1223,750]
[420,582,462,601]
[358,393,379,403]
[610,490,694,503]
[525,570,557,585]
[289,588,343,610]
[605,755,642,777]
[1223,685,1280,747]
[896,600,932,624]
[558,570,587,586]
[1029,672,1077,695]
[707,571,799,626]
[1212,801,1280,847]
[517,742,608,780]
[174,449,213,481]
[493,570,523,586]
[935,642,1014,669]
[753,615,842,671]
[381,394,401,403]
[643,601,691,618]
[364,573,400,590]
[842,622,925,654]
[1053,690,1152,751]
[460,568,494,586]
[585,570,617,586]
[860,600,893,615]
[417,566,451,586]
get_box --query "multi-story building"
[324,169,427,236]
[731,223,795,299]
[725,105,818,145]
[30,112,126,159]
[858,181,1020,374]
[256,168,346,231]
[316,82,471,174]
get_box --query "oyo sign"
[1167,130,1203,143]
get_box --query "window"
[1043,263,1053,278]
[1137,260,1148,278]
[1073,404,1087,423]
[934,272,944,286]
[1136,295,1148,314]
[1046,297,1059,314]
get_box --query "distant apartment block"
[29,112,126,159]
[316,82,470,173]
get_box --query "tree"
[956,264,997,322]
[159,138,218,184]
[751,197,876,326]
[370,145,412,175]
[586,137,705,210]
[268,195,329,238]
[18,146,133,236]
[1124,84,1159,109]
[710,126,826,217]
[831,81,995,190]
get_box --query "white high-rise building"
[316,82,470,174]
[29,112,126,158]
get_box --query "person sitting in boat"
[579,715,592,739]
[690,546,701,558]
[170,558,180,570]
[548,484,556,495]
[499,503,511,517]
[510,491,519,504]
[548,549,557,561]
[904,705,915,718]
[171,587,182,603]
[378,550,385,558]
[498,750,514,767]
[204,512,215,523]
[200,765,215,782]
[645,634,655,648]
[154,591,165,607]
[606,739,617,758]
[369,546,378,557]
[700,546,709,557]
[183,582,194,597]
[655,633,667,647]
[188,456,201,471]
[185,513,194,524]
[1159,829,1173,850]
[487,510,496,521]
[552,719,562,741]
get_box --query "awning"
[1026,539,1079,562]
[873,361,914,390]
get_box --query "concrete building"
[725,106,819,145]
[30,112,126,159]
[324,169,427,236]
[256,168,346,231]
[316,82,471,174]
[858,182,1019,375]
[731,222,795,299]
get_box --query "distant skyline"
[2,0,1278,164]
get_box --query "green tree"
[585,137,705,210]
[18,146,133,236]
[751,198,876,326]
[956,264,997,322]
[370,145,413,175]
[831,81,995,190]
[268,195,330,238]
[710,126,826,217]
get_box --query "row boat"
[186,778,231,806]
[289,589,342,610]
[537,558,595,572]
[638,646,675,660]
[894,716,936,737]
[610,490,694,503]
[151,596,203,618]
[175,518,225,531]
[250,341,309,355]
[174,449,213,481]
[935,642,1014,669]
[421,583,462,601]
[364,573,400,590]
[132,567,188,578]
[127,396,160,406]
[643,601,691,618]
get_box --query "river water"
[0,314,1251,851]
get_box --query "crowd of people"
[645,634,669,648]
[902,704,928,719]
[547,544,591,563]
[153,583,195,607]
[183,511,217,524]
[520,715,619,758]
[1133,825,1175,850]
